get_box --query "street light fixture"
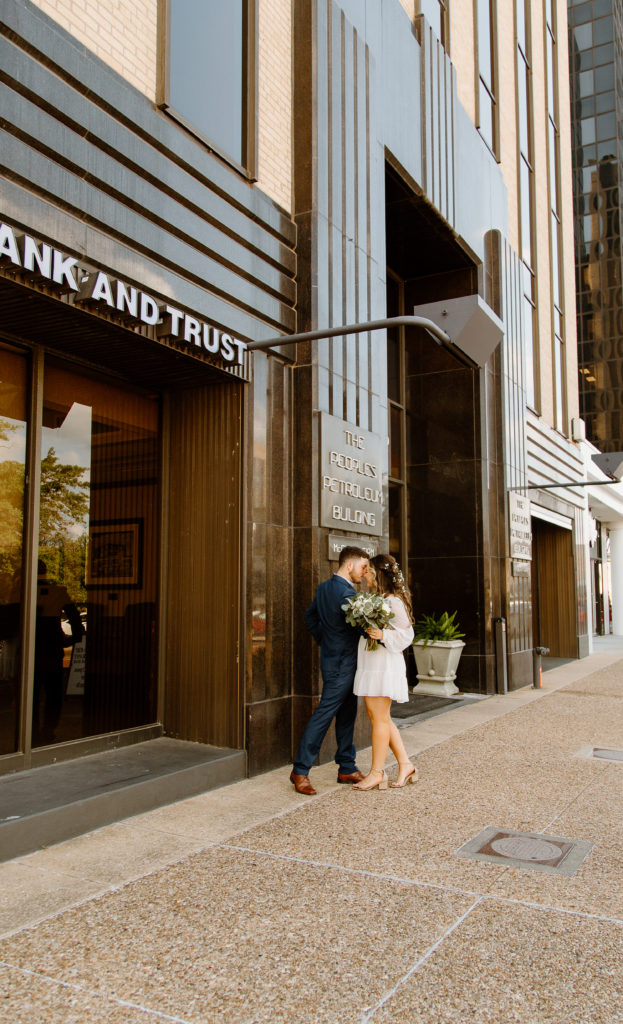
[591,452,623,481]
[247,294,505,368]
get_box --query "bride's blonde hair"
[368,554,414,624]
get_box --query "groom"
[290,545,370,795]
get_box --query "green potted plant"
[412,611,466,697]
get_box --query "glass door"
[33,361,160,747]
[0,347,29,756]
[0,343,162,769]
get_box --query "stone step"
[0,738,246,862]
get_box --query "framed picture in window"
[87,519,143,589]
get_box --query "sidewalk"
[1,641,623,1023]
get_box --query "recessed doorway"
[531,517,577,659]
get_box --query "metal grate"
[456,827,594,876]
[591,747,623,762]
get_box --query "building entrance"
[0,345,160,759]
[384,163,499,692]
[531,518,577,658]
[0,336,244,775]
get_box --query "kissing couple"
[290,545,418,794]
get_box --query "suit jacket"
[304,574,360,680]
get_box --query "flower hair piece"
[382,561,405,586]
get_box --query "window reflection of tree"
[0,417,25,575]
[38,445,90,609]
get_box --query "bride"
[352,554,418,791]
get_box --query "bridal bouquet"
[341,592,395,651]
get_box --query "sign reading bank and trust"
[0,222,247,367]
[320,412,384,537]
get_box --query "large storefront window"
[33,363,160,747]
[0,345,161,758]
[0,347,28,755]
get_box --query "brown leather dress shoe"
[290,771,317,795]
[337,770,365,784]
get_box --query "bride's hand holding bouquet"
[341,592,395,650]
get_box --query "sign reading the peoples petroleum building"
[320,413,384,536]
[509,492,532,560]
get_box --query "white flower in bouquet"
[341,592,395,650]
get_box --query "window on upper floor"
[475,0,499,157]
[416,1,450,52]
[159,0,257,176]
[434,0,450,51]
[545,0,566,433]
[516,0,537,410]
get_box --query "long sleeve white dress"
[353,594,414,702]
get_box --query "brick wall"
[29,0,292,213]
[257,0,292,211]
[29,0,158,99]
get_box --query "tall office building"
[568,0,622,452]
[0,0,597,793]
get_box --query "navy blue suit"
[293,573,360,775]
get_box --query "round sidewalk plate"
[490,836,561,862]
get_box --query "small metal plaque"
[328,535,379,561]
[509,492,532,560]
[512,560,530,577]
[456,827,594,876]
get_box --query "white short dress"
[353,595,414,703]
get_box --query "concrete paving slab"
[128,775,310,843]
[227,782,514,895]
[370,898,623,1024]
[19,823,205,887]
[560,660,623,698]
[0,846,474,1024]
[1,646,623,1023]
[556,761,623,828]
[0,862,106,937]
[542,648,623,688]
[0,964,171,1024]
[417,688,623,763]
[489,835,623,919]
[487,768,623,918]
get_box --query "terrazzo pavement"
[1,642,623,1023]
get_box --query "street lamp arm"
[246,315,452,352]
[511,480,621,491]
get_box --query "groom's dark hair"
[338,545,369,567]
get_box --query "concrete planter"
[412,640,465,697]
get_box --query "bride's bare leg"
[388,720,410,764]
[353,697,391,790]
[388,720,418,786]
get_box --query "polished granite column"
[245,353,295,773]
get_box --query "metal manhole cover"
[456,827,594,876]
[489,836,565,862]
[592,747,623,762]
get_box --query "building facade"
[0,0,589,786]
[567,0,623,638]
[569,0,622,452]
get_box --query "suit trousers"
[293,662,358,775]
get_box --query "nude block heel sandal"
[391,764,418,789]
[353,768,388,791]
